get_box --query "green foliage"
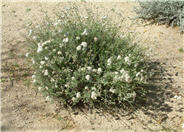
[178,47,184,53]
[26,8,31,12]
[26,5,154,108]
[135,0,184,32]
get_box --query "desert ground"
[1,1,184,132]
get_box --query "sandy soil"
[1,2,184,132]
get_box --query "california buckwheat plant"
[26,4,153,108]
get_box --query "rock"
[160,115,168,123]
[175,72,178,76]
[115,115,120,120]
[73,111,78,115]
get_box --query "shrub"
[135,0,184,32]
[26,5,153,108]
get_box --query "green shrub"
[26,5,153,108]
[135,0,184,32]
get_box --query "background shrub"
[135,0,184,32]
[27,5,154,108]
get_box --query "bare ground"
[1,2,184,132]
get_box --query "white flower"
[107,58,112,63]
[107,58,112,65]
[45,87,48,90]
[87,66,92,71]
[94,37,98,42]
[92,69,97,72]
[51,78,55,82]
[97,68,102,74]
[136,72,141,77]
[102,16,107,19]
[33,79,36,83]
[134,63,138,67]
[76,45,82,51]
[117,55,121,60]
[32,58,35,64]
[182,122,184,128]
[124,56,130,64]
[114,72,118,75]
[58,51,62,55]
[55,83,58,88]
[40,61,45,65]
[72,97,76,102]
[63,37,69,43]
[71,77,75,80]
[109,88,116,93]
[65,84,68,87]
[85,75,90,80]
[58,19,61,23]
[28,29,32,36]
[140,76,144,81]
[35,25,40,29]
[92,87,96,91]
[53,49,56,52]
[45,96,51,101]
[124,73,130,82]
[80,67,85,71]
[120,69,125,74]
[81,42,87,48]
[40,65,43,69]
[76,36,80,40]
[32,75,36,79]
[45,57,48,61]
[85,86,88,90]
[58,29,62,33]
[25,53,29,57]
[33,36,37,40]
[76,92,81,98]
[81,29,88,36]
[44,70,48,76]
[45,46,48,49]
[84,16,88,19]
[91,91,97,100]
[38,87,42,91]
[42,40,52,46]
[37,45,43,53]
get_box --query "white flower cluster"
[78,66,102,75]
[117,55,121,60]
[113,69,131,82]
[63,37,69,43]
[37,40,52,53]
[85,75,90,80]
[135,69,144,82]
[76,42,87,51]
[32,74,36,83]
[109,88,116,93]
[45,96,51,101]
[107,58,112,66]
[124,56,131,65]
[81,28,88,36]
[91,91,97,100]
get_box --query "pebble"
[115,115,120,120]
[173,95,182,100]
[73,111,78,115]
[175,72,178,76]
